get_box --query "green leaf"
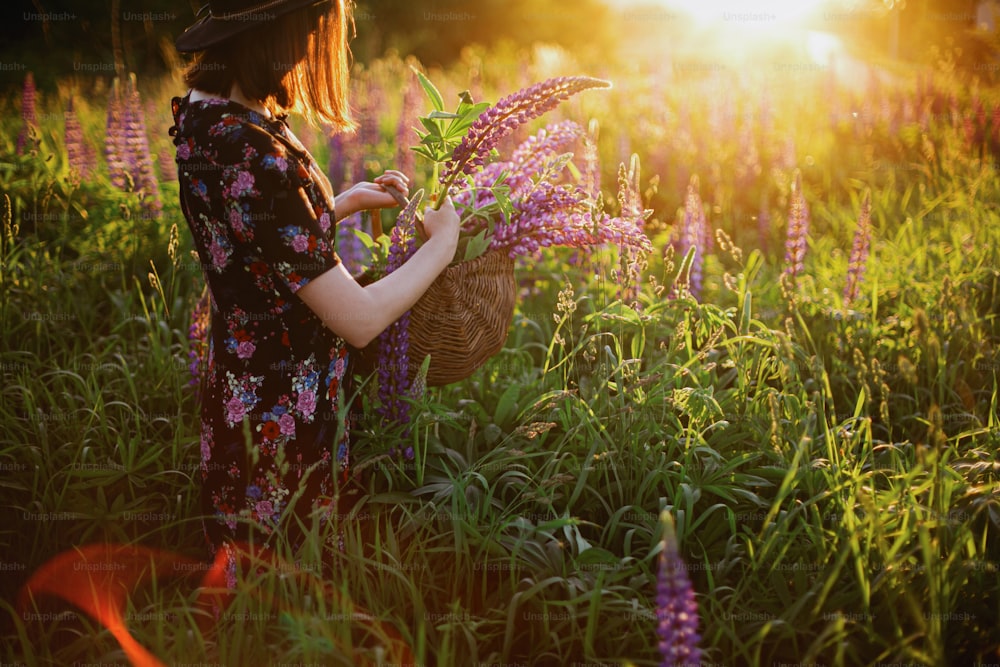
[493,382,521,426]
[415,69,445,112]
[461,228,493,263]
[350,227,377,251]
[428,110,461,120]
[446,102,491,137]
[418,116,444,138]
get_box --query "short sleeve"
[215,123,339,294]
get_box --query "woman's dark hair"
[182,0,355,131]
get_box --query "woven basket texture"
[409,249,516,386]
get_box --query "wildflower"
[359,76,384,152]
[105,79,128,190]
[123,74,162,217]
[327,131,348,190]
[656,510,701,667]
[449,120,651,262]
[16,73,37,155]
[158,145,177,183]
[64,96,94,181]
[843,190,872,306]
[395,74,421,178]
[335,212,368,276]
[675,175,707,299]
[376,192,423,442]
[439,76,611,192]
[782,170,809,284]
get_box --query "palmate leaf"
[461,228,493,262]
[446,101,491,138]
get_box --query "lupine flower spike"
[439,76,611,196]
[656,510,702,667]
[843,190,872,306]
[782,169,809,285]
[16,72,37,155]
[676,175,707,299]
[64,96,93,181]
[123,74,162,217]
[376,190,424,453]
[106,79,129,190]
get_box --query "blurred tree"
[0,0,615,90]
[352,0,615,65]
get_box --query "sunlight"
[656,0,832,27]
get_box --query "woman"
[170,0,459,572]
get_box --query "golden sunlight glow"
[625,0,868,70]
[657,0,832,27]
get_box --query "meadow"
[1,33,999,667]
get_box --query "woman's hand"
[335,170,410,219]
[421,196,460,254]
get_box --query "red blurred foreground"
[17,543,415,666]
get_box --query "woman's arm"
[296,198,460,348]
[334,171,409,220]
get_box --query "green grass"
[1,45,999,667]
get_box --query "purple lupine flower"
[394,75,421,178]
[675,176,707,299]
[376,192,423,446]
[656,510,702,667]
[843,191,872,306]
[486,178,651,261]
[64,96,92,180]
[123,75,162,217]
[158,144,177,183]
[16,72,37,155]
[782,170,810,284]
[453,120,585,220]
[335,212,367,275]
[105,79,129,190]
[354,75,383,153]
[327,131,347,190]
[439,77,610,192]
[503,120,585,196]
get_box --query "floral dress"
[169,93,354,561]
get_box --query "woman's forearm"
[296,235,456,348]
[333,190,360,220]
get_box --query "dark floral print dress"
[169,93,354,568]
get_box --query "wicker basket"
[352,241,517,387]
[408,249,516,386]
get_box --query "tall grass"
[1,45,998,666]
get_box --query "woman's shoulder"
[173,95,306,178]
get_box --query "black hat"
[175,0,330,53]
